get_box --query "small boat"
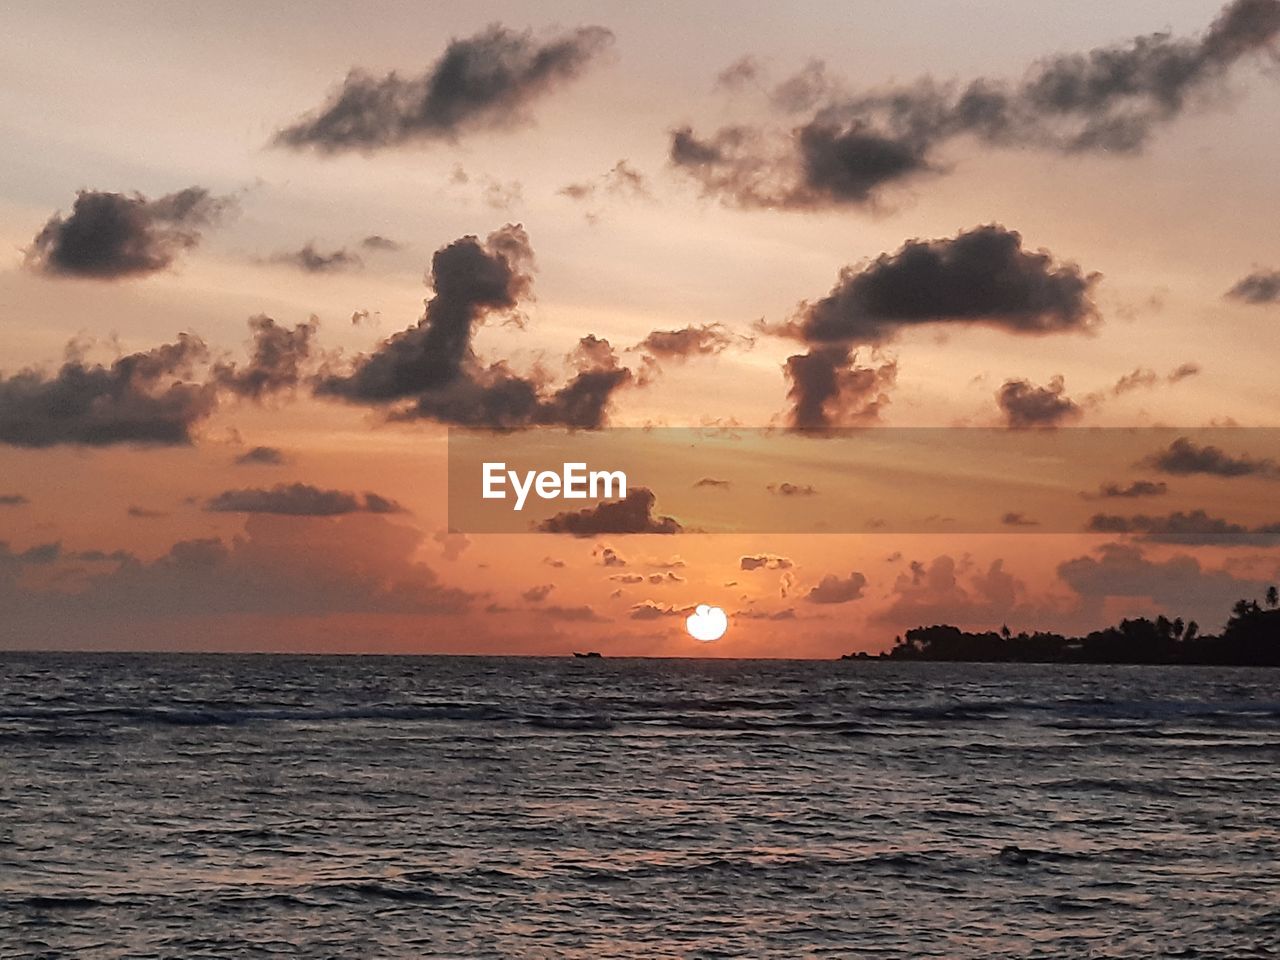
[573,651,603,659]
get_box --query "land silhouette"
[855,587,1280,666]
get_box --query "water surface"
[2,654,1278,958]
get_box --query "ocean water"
[2,654,1278,959]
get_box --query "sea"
[2,653,1278,959]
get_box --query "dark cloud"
[776,226,1094,429]
[675,1,1280,207]
[435,529,472,561]
[0,494,28,506]
[1112,362,1202,395]
[537,487,681,536]
[1112,367,1159,395]
[594,546,627,567]
[635,323,737,360]
[560,160,651,203]
[26,187,231,279]
[1142,436,1280,478]
[693,477,731,489]
[997,376,1084,428]
[873,556,1023,628]
[317,225,630,428]
[767,482,817,496]
[806,571,867,604]
[1001,512,1039,527]
[1,515,473,633]
[1058,541,1271,622]
[361,235,402,252]
[1226,269,1280,304]
[266,243,363,273]
[205,483,405,516]
[0,335,216,447]
[214,316,317,400]
[784,347,897,429]
[735,607,797,621]
[715,55,763,91]
[1085,480,1169,499]
[648,571,685,585]
[537,604,608,622]
[740,554,793,571]
[628,601,693,620]
[234,445,287,466]
[521,583,555,602]
[781,226,1098,345]
[1084,509,1276,544]
[275,24,614,152]
[127,505,168,519]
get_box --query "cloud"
[1058,541,1272,623]
[594,546,627,567]
[1085,480,1169,499]
[693,477,731,489]
[1,515,474,627]
[648,571,685,584]
[24,187,232,280]
[213,315,317,400]
[1001,512,1039,527]
[1226,268,1280,304]
[537,604,608,622]
[874,555,1024,627]
[767,482,817,496]
[205,483,405,516]
[785,346,897,430]
[537,487,681,536]
[805,571,867,604]
[265,243,363,273]
[780,226,1099,345]
[1111,367,1159,395]
[521,583,555,602]
[0,334,217,447]
[1142,436,1280,478]
[635,323,738,360]
[735,607,797,621]
[715,55,764,91]
[997,375,1084,428]
[560,160,651,202]
[674,1,1280,207]
[317,225,631,428]
[628,601,692,620]
[235,445,287,466]
[1086,509,1280,545]
[127,505,167,519]
[740,554,793,571]
[776,226,1095,429]
[360,235,402,252]
[0,494,28,506]
[274,24,614,152]
[434,529,471,561]
[1111,362,1202,395]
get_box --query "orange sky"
[3,1,1280,654]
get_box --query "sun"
[686,604,729,642]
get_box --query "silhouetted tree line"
[877,587,1280,666]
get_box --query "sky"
[3,0,1280,655]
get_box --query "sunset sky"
[3,0,1280,655]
